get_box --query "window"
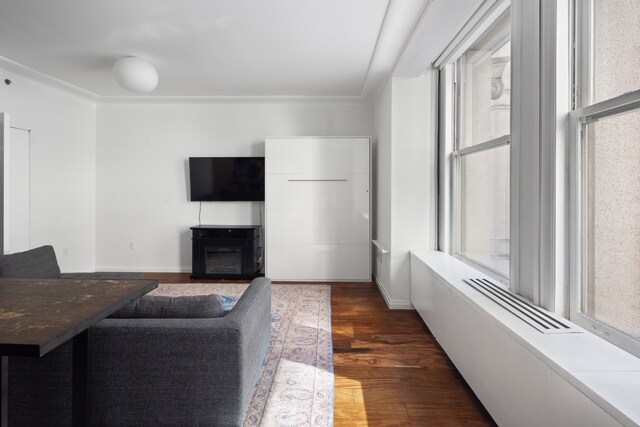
[441,8,511,281]
[571,0,640,356]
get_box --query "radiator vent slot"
[463,278,581,334]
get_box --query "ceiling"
[0,0,429,100]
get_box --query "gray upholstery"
[0,245,61,278]
[0,245,143,280]
[2,247,272,426]
[8,277,272,427]
[109,293,225,318]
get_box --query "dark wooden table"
[0,278,158,426]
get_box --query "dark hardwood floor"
[330,281,495,426]
[144,274,495,426]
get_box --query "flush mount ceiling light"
[113,56,158,93]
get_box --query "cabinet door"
[265,137,371,281]
[266,173,369,246]
[266,137,369,175]
[266,243,371,281]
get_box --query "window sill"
[410,250,640,427]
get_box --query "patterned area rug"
[149,283,334,427]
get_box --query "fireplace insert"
[190,225,262,280]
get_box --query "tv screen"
[189,157,265,201]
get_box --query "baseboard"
[94,266,191,273]
[374,276,414,310]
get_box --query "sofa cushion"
[110,294,224,318]
[0,245,61,278]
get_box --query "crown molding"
[0,56,373,106]
[97,95,372,106]
[360,0,433,103]
[0,56,99,102]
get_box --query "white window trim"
[437,6,512,286]
[451,135,511,284]
[539,0,572,315]
[433,0,511,69]
[452,134,510,157]
[438,0,572,310]
[569,0,640,358]
[569,89,640,359]
[574,0,593,109]
[437,65,454,255]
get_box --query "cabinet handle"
[287,179,348,182]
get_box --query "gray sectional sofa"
[1,246,271,426]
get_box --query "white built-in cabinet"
[265,137,371,281]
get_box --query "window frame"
[570,0,640,358]
[451,136,511,282]
[438,6,512,285]
[569,90,640,358]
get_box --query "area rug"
[148,283,334,427]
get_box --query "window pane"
[460,10,511,148]
[591,0,640,104]
[460,144,510,277]
[584,107,640,339]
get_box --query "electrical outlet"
[129,241,136,250]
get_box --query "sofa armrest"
[88,277,271,426]
[0,245,61,278]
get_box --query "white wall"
[0,0,479,277]
[0,67,96,271]
[96,101,374,272]
[6,126,31,253]
[373,72,436,308]
[374,82,392,292]
[393,0,483,77]
[371,0,486,308]
[390,73,435,303]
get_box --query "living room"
[1,0,639,426]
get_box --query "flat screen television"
[189,157,265,201]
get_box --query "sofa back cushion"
[0,245,61,278]
[110,294,224,318]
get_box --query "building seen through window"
[573,0,640,352]
[452,9,511,279]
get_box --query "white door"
[3,124,30,254]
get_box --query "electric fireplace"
[190,225,261,280]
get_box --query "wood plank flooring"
[330,282,495,426]
[145,274,495,426]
